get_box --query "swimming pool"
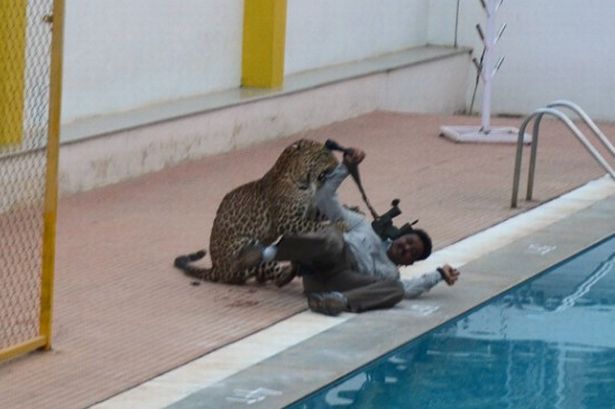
[287,235,615,409]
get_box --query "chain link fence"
[1,0,58,360]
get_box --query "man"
[238,146,460,316]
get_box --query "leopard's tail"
[173,250,216,282]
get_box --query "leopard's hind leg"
[255,261,297,287]
[217,237,268,284]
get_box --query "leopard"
[174,138,340,286]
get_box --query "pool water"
[288,235,615,409]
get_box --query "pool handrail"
[547,100,615,158]
[511,104,615,208]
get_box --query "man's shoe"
[307,292,348,316]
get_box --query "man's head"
[386,229,432,266]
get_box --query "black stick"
[325,139,379,220]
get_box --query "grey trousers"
[275,226,404,313]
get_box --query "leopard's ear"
[290,139,308,150]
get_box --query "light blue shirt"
[315,163,442,298]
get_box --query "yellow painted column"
[242,0,287,88]
[40,0,66,350]
[0,0,27,146]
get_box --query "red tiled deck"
[1,111,613,409]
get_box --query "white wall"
[429,0,615,121]
[285,0,430,75]
[427,0,458,47]
[60,1,615,125]
[61,0,243,123]
[382,53,470,114]
[62,0,433,125]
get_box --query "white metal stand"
[440,0,530,144]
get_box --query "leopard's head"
[268,139,339,190]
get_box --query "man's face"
[387,233,425,266]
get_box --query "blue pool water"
[288,235,615,409]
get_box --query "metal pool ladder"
[511,100,615,208]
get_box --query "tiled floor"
[1,111,613,409]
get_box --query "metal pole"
[454,0,461,48]
[480,0,496,132]
[40,0,65,350]
[526,113,544,201]
[511,115,533,208]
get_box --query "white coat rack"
[440,0,530,144]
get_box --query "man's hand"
[437,264,460,286]
[342,148,366,167]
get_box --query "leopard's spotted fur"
[174,139,339,286]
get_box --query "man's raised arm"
[315,148,365,225]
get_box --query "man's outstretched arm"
[401,264,460,299]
